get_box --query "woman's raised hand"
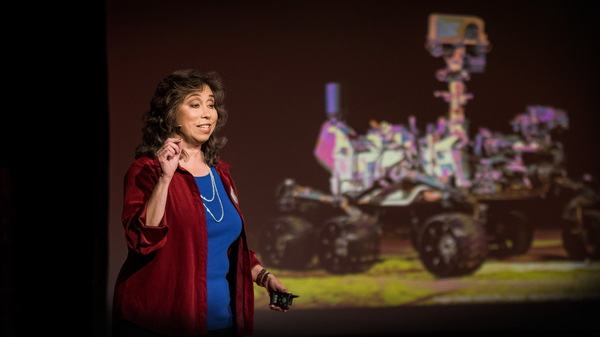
[156,138,183,179]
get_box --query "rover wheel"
[259,215,315,269]
[488,211,533,257]
[418,213,488,278]
[562,210,600,260]
[318,216,381,274]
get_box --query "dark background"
[3,0,599,336]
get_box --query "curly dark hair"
[135,69,228,167]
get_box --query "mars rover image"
[257,14,600,278]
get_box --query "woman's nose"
[201,107,213,119]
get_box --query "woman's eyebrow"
[186,93,214,99]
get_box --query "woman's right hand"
[156,138,183,180]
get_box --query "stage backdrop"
[107,0,599,334]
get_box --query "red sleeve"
[121,159,169,255]
[249,249,261,270]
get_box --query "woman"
[113,70,288,337]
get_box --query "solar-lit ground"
[254,230,600,310]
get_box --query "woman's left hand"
[264,274,289,312]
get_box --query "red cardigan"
[113,157,260,336]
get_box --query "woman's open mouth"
[198,124,212,133]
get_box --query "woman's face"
[175,84,218,147]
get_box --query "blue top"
[194,167,242,331]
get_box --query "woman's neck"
[180,145,209,177]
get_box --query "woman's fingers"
[269,305,286,312]
[158,139,183,159]
[174,138,183,152]
[165,138,182,153]
[157,138,183,178]
[266,275,289,312]
[157,147,175,161]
